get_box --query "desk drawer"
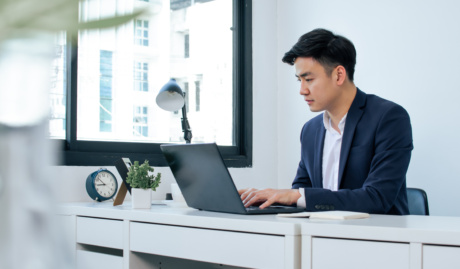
[312,237,409,269]
[76,249,123,269]
[76,217,123,249]
[130,222,285,269]
[423,245,460,269]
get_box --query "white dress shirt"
[297,112,347,208]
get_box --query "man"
[240,29,413,214]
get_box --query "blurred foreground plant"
[0,0,146,40]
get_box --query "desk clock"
[86,169,118,202]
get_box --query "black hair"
[282,28,356,81]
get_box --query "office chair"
[407,187,429,215]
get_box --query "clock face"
[94,171,117,198]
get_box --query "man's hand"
[238,188,301,209]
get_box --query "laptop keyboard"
[246,206,265,211]
[246,205,291,211]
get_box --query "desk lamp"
[156,79,192,143]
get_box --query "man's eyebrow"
[295,72,312,78]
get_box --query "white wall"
[275,0,460,216]
[53,0,460,217]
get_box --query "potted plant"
[126,160,161,209]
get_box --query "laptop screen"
[161,143,248,213]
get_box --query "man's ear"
[335,65,347,86]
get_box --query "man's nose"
[300,81,310,95]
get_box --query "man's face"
[294,57,340,113]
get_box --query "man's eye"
[296,77,312,82]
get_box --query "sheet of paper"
[277,212,311,218]
[277,210,369,220]
[309,211,369,220]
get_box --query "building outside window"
[75,0,233,144]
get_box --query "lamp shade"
[156,79,185,112]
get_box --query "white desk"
[58,202,304,269]
[59,203,460,269]
[301,214,460,269]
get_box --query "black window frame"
[57,0,252,167]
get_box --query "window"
[195,80,201,112]
[184,33,190,58]
[134,19,149,47]
[134,62,149,92]
[52,0,252,167]
[133,106,149,137]
[100,50,113,132]
[49,32,67,139]
[184,82,189,113]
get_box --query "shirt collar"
[323,112,347,134]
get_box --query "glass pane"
[77,0,233,145]
[49,31,67,139]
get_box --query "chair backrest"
[407,187,429,215]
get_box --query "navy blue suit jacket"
[292,89,413,215]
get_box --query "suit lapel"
[314,119,326,188]
[338,89,366,187]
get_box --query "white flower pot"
[131,188,152,209]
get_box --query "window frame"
[58,0,252,167]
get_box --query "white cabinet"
[75,216,124,269]
[76,217,123,249]
[130,221,286,269]
[77,250,123,269]
[311,238,410,269]
[423,245,460,269]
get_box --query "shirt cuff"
[296,188,306,208]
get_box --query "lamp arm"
[181,95,192,144]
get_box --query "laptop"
[160,143,304,215]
